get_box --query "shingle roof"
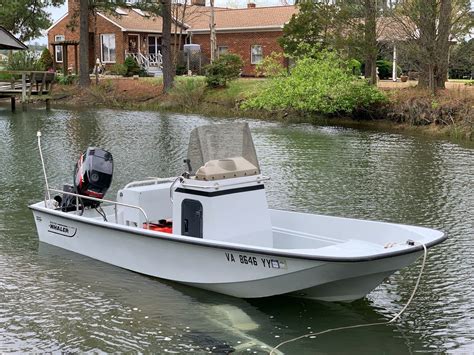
[187,5,297,32]
[99,8,164,33]
[97,5,296,34]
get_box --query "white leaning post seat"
[195,157,259,180]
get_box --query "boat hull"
[31,204,423,302]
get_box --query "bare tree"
[209,0,217,63]
[172,2,201,68]
[394,0,472,93]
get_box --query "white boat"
[30,123,446,302]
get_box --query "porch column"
[63,44,68,76]
[392,43,397,82]
[51,44,56,71]
[74,44,78,74]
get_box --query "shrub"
[168,77,207,110]
[255,52,286,78]
[7,51,42,71]
[124,56,141,76]
[205,54,243,87]
[176,64,187,76]
[57,74,77,85]
[348,59,361,76]
[109,63,128,76]
[38,48,54,71]
[243,51,386,115]
[376,60,391,79]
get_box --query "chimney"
[191,0,206,6]
[68,0,79,13]
[247,2,256,8]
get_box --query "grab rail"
[124,177,177,189]
[47,188,150,228]
[169,176,184,203]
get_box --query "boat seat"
[195,157,259,180]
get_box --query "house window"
[218,46,228,57]
[251,45,263,64]
[54,35,65,63]
[101,34,116,63]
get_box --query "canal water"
[0,107,472,353]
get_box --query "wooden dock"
[0,70,55,111]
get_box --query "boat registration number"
[225,252,287,269]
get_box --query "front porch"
[124,33,163,76]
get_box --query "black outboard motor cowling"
[73,147,113,208]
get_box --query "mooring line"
[269,243,428,355]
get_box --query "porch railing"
[125,51,162,72]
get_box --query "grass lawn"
[448,79,474,83]
[204,78,267,104]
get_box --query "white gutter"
[188,25,284,34]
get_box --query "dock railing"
[0,70,55,111]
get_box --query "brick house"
[47,0,296,76]
[187,5,296,75]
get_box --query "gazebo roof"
[0,26,28,50]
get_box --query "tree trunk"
[435,0,452,89]
[78,0,90,87]
[417,0,437,93]
[161,0,174,92]
[210,0,217,63]
[364,0,377,85]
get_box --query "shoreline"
[3,77,473,143]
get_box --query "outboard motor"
[58,148,113,211]
[74,147,113,208]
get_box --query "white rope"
[269,243,428,355]
[37,131,51,205]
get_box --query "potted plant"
[400,73,408,82]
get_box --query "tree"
[363,0,377,85]
[38,48,54,71]
[68,0,131,87]
[0,0,65,41]
[279,1,346,58]
[394,0,472,92]
[139,0,174,92]
[172,1,201,68]
[161,0,174,92]
[278,0,379,84]
[210,0,218,62]
[449,39,474,79]
[79,0,90,87]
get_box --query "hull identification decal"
[225,252,287,269]
[48,221,77,238]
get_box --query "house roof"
[46,4,296,35]
[98,7,164,33]
[187,5,297,33]
[0,26,28,50]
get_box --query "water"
[0,106,472,353]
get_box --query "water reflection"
[0,106,472,352]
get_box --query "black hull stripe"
[175,184,264,197]
[29,205,448,263]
